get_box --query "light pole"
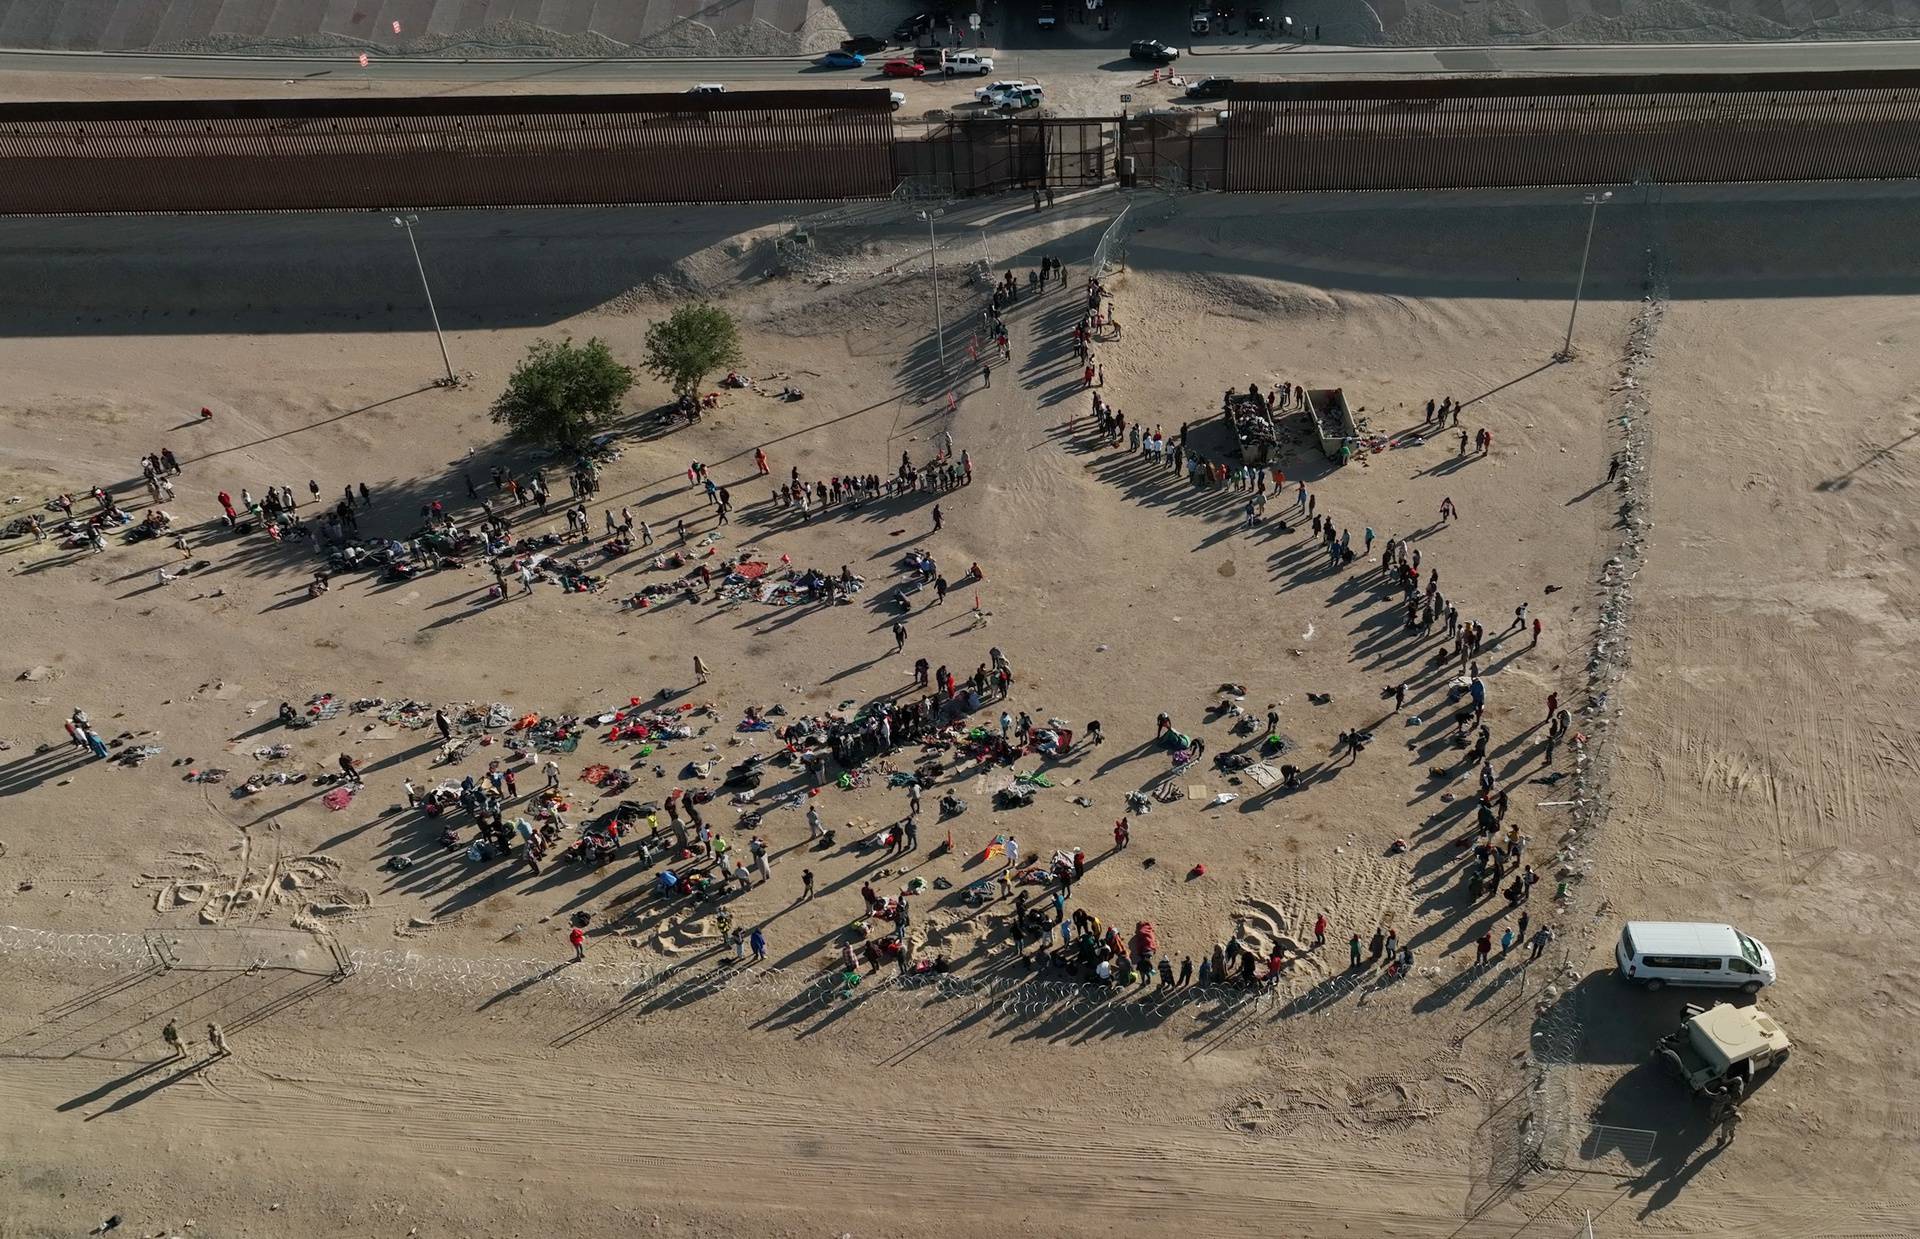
[392,214,456,386]
[917,208,947,382]
[1556,191,1612,362]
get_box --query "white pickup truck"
[943,50,995,76]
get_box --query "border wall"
[1,70,1919,214]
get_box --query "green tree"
[644,302,743,400]
[490,336,635,449]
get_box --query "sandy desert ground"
[0,186,1916,1237]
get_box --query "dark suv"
[1185,76,1235,99]
[841,34,888,54]
[1129,38,1180,63]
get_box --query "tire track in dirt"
[0,1054,1491,1235]
[4,1049,1899,1238]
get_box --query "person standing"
[1529,924,1554,960]
[569,925,587,962]
[1475,930,1493,968]
[207,1022,230,1058]
[693,655,710,684]
[1312,913,1327,949]
[750,926,767,963]
[1349,933,1363,969]
[163,1019,185,1058]
[800,868,816,900]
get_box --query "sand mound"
[1159,271,1345,324]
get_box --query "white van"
[1616,921,1776,993]
[943,51,995,76]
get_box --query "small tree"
[491,336,635,449]
[644,302,743,400]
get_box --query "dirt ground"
[0,186,1915,1237]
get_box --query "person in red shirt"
[569,926,586,962]
[1313,913,1328,948]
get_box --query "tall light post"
[1556,191,1612,362]
[917,208,947,381]
[392,214,456,386]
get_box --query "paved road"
[2,38,1919,89]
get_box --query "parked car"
[1247,7,1274,31]
[1616,921,1777,993]
[1037,3,1057,27]
[1185,76,1235,99]
[687,83,726,95]
[821,50,866,68]
[912,46,948,69]
[894,11,936,39]
[890,90,908,111]
[882,58,927,78]
[985,88,1042,111]
[1129,38,1180,63]
[943,51,995,75]
[841,34,888,54]
[1189,6,1211,34]
[974,79,1041,100]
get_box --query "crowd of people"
[772,449,972,521]
[1062,289,1570,989]
[22,264,1584,1031]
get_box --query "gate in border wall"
[892,117,1110,197]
